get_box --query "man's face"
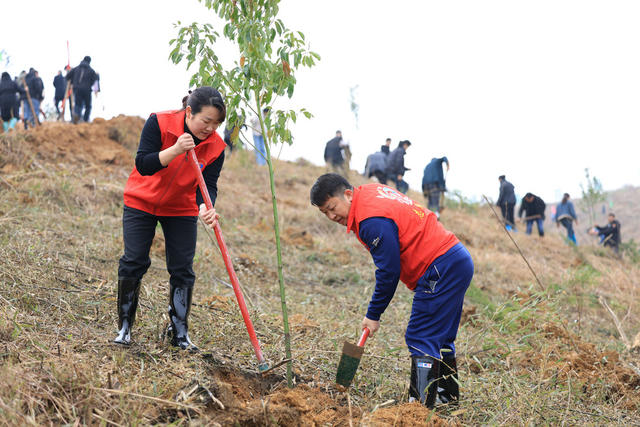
[526,196,534,202]
[318,190,353,226]
[608,215,615,223]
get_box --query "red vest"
[123,110,226,216]
[347,184,459,290]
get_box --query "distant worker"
[381,137,392,155]
[589,213,621,254]
[53,70,66,118]
[324,130,347,176]
[310,174,474,408]
[66,55,99,123]
[250,108,269,165]
[496,175,516,231]
[24,68,44,128]
[555,193,578,245]
[115,87,226,350]
[422,156,449,218]
[386,140,411,194]
[518,193,546,237]
[0,72,24,132]
[363,141,391,184]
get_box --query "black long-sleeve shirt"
[134,114,225,207]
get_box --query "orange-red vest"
[123,110,226,216]
[347,184,460,290]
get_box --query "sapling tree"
[169,0,319,387]
[580,168,605,227]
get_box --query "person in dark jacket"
[66,55,99,123]
[422,157,449,218]
[555,193,578,245]
[0,72,25,132]
[386,140,411,194]
[53,71,67,118]
[23,68,44,128]
[115,87,226,351]
[324,130,346,176]
[496,175,517,230]
[381,137,391,155]
[518,193,546,236]
[589,213,621,254]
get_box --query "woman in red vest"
[311,173,474,408]
[115,87,227,350]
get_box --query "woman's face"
[186,105,223,140]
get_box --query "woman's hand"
[173,133,196,155]
[199,204,220,228]
[362,316,380,337]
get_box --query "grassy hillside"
[0,119,639,426]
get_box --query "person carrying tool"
[422,156,449,219]
[555,193,578,245]
[310,174,474,408]
[115,87,226,350]
[66,55,99,123]
[518,192,546,237]
[496,175,516,231]
[589,213,621,254]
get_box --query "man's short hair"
[385,138,391,142]
[498,175,506,181]
[310,173,353,207]
[608,212,615,218]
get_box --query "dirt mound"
[0,116,143,172]
[365,402,452,426]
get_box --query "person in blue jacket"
[422,156,449,218]
[555,193,578,244]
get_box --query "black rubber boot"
[113,277,141,345]
[437,356,459,404]
[167,283,198,351]
[408,355,440,408]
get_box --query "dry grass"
[0,119,639,425]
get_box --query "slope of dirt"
[0,118,639,425]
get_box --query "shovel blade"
[336,341,365,387]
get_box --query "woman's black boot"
[408,355,440,408]
[113,277,141,345]
[437,356,459,404]
[167,283,198,351]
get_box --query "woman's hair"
[562,193,570,203]
[181,87,226,122]
[1,72,11,81]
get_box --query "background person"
[66,55,99,123]
[115,87,226,351]
[555,193,578,244]
[324,130,347,176]
[310,174,474,408]
[386,139,411,194]
[53,70,66,118]
[518,193,546,237]
[250,108,269,165]
[0,72,24,132]
[589,213,621,254]
[422,156,449,218]
[496,175,516,230]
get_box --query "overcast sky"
[3,0,639,203]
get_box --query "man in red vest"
[310,173,474,408]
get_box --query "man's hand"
[199,204,220,228]
[362,317,380,336]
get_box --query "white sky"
[2,0,640,203]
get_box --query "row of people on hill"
[497,175,621,252]
[0,56,99,133]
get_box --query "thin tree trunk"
[255,96,293,387]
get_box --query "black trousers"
[118,206,198,287]
[500,202,515,226]
[73,87,92,122]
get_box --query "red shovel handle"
[187,149,268,371]
[357,328,370,347]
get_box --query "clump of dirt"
[365,402,453,426]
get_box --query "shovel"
[336,327,370,387]
[187,149,269,372]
